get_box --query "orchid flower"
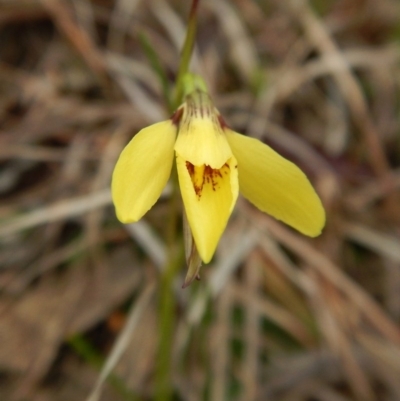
[112,75,325,264]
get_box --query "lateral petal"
[112,121,176,223]
[176,154,239,263]
[226,130,325,237]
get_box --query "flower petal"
[174,97,232,168]
[112,121,176,223]
[176,154,239,263]
[226,130,325,237]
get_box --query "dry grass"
[1,0,400,400]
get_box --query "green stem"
[173,0,201,108]
[154,169,184,401]
[155,2,201,399]
[154,253,182,401]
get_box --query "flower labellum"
[112,74,325,283]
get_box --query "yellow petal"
[226,130,325,237]
[176,154,239,263]
[174,94,232,168]
[112,121,176,223]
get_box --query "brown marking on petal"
[184,91,217,123]
[186,162,231,198]
[170,107,184,125]
[217,114,229,130]
[186,161,194,176]
[186,161,203,196]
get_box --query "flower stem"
[155,2,201,399]
[155,169,184,401]
[154,252,182,401]
[173,0,201,108]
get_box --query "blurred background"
[1,0,400,400]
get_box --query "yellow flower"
[112,85,325,264]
